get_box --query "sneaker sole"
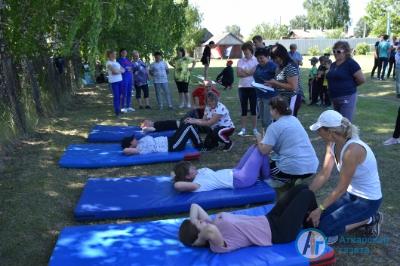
[375,212,383,238]
[223,142,234,152]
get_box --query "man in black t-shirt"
[201,41,215,80]
[371,36,382,79]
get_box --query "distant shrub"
[355,43,370,55]
[323,46,332,55]
[326,28,345,39]
[308,46,320,56]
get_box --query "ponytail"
[328,117,359,138]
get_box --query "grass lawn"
[0,55,399,265]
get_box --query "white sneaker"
[237,129,246,136]
[383,137,400,146]
[179,103,185,108]
[127,107,135,112]
[186,103,191,108]
[253,128,260,136]
[121,108,128,113]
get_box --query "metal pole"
[386,12,390,35]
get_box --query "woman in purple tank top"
[179,184,317,252]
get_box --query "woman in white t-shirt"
[237,42,259,136]
[173,144,270,192]
[185,92,235,152]
[106,50,125,116]
[256,96,319,188]
[307,110,383,244]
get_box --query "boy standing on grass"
[149,51,173,109]
[310,56,328,106]
[308,57,318,101]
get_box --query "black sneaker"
[222,141,234,152]
[364,212,383,238]
[145,105,151,109]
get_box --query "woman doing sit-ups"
[173,144,270,192]
[121,122,202,155]
[179,184,317,252]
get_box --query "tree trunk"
[25,58,44,116]
[0,0,26,134]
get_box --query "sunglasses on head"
[332,49,344,54]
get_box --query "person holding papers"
[264,44,302,116]
[253,47,277,131]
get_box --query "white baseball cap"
[310,110,343,131]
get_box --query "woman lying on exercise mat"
[172,144,269,192]
[179,184,317,252]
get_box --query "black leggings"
[371,58,379,77]
[204,126,235,149]
[167,123,202,151]
[135,84,149,98]
[393,106,400,138]
[176,81,189,93]
[154,120,179,132]
[387,56,396,78]
[239,87,257,116]
[267,184,317,243]
[270,161,314,180]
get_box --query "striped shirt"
[275,62,299,94]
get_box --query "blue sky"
[189,0,370,37]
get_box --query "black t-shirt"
[201,45,211,65]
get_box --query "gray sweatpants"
[154,82,173,108]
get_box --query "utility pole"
[363,20,366,38]
[386,11,390,35]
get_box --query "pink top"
[237,56,258,87]
[209,212,272,253]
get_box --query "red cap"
[227,60,233,66]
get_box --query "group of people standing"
[106,47,201,116]
[107,38,387,255]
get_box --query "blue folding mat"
[87,125,175,142]
[50,205,336,266]
[74,176,277,221]
[59,144,200,168]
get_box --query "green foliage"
[0,0,201,146]
[303,0,350,30]
[323,46,332,54]
[225,25,243,39]
[249,23,289,40]
[353,17,372,38]
[325,28,345,39]
[365,0,400,36]
[308,45,320,56]
[289,15,310,30]
[355,43,370,55]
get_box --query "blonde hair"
[326,117,359,139]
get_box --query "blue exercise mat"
[59,144,200,169]
[50,205,335,266]
[74,176,276,221]
[87,125,175,142]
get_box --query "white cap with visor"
[310,110,343,131]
